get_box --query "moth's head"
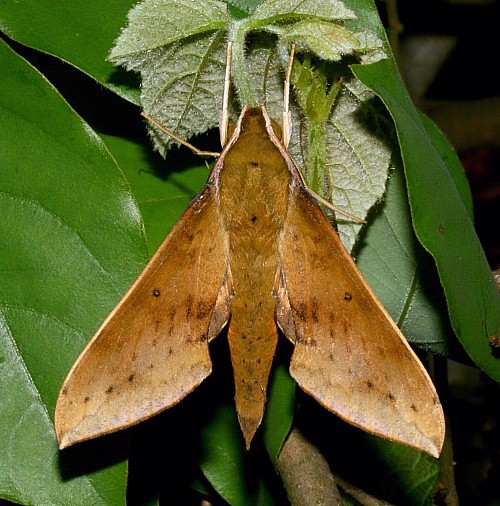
[228,106,282,143]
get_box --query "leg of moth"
[219,41,232,148]
[281,43,295,150]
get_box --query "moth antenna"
[306,187,367,224]
[281,43,295,149]
[220,41,232,148]
[141,112,220,158]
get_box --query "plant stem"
[305,120,327,193]
[277,428,342,505]
[229,20,259,106]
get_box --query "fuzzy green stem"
[229,21,259,105]
[305,120,328,193]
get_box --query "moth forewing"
[275,183,445,458]
[259,108,444,457]
[55,186,230,449]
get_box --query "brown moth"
[55,55,445,459]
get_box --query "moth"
[55,45,445,458]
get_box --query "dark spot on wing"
[342,320,350,334]
[186,295,193,320]
[294,302,307,321]
[388,393,395,402]
[152,288,161,297]
[250,161,259,168]
[311,298,319,323]
[197,300,210,320]
[411,404,418,412]
[128,374,135,383]
[106,385,114,394]
[366,380,374,389]
[250,214,258,223]
[168,307,176,334]
[61,387,68,396]
[84,396,90,403]
[343,292,352,301]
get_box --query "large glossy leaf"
[0,37,149,505]
[342,0,500,380]
[100,133,209,254]
[0,0,139,102]
[359,432,441,505]
[262,364,295,462]
[352,58,500,381]
[356,158,460,359]
[199,405,275,506]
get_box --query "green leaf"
[0,37,149,505]
[357,158,459,358]
[225,0,264,16]
[292,62,393,252]
[262,364,295,462]
[275,20,360,61]
[418,111,473,216]
[108,0,383,158]
[363,435,441,505]
[100,133,209,254]
[353,58,500,381]
[199,405,275,506]
[250,0,355,25]
[289,24,384,63]
[0,0,140,102]
[109,0,229,57]
[325,79,392,251]
[109,0,229,155]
